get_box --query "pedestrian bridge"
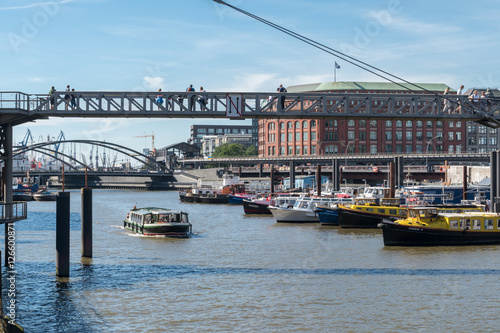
[1,91,499,127]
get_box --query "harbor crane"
[133,132,155,151]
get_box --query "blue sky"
[2,0,500,159]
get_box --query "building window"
[396,131,403,140]
[280,146,285,155]
[295,145,300,155]
[406,145,412,153]
[490,137,497,145]
[386,120,392,127]
[287,121,293,129]
[281,133,285,142]
[295,121,300,129]
[359,120,366,127]
[280,122,285,130]
[303,145,308,155]
[295,132,301,141]
[370,120,377,127]
[456,145,462,153]
[311,132,316,141]
[449,121,454,128]
[348,131,355,140]
[386,132,392,140]
[311,145,316,155]
[406,132,412,140]
[448,145,454,153]
[359,144,366,154]
[436,121,443,128]
[370,131,377,140]
[426,121,433,128]
[359,131,366,140]
[303,132,308,141]
[406,120,412,128]
[436,132,443,140]
[416,131,423,141]
[370,145,377,154]
[348,119,355,127]
[311,120,316,128]
[396,120,402,127]
[288,133,293,141]
[416,144,423,153]
[385,144,393,153]
[416,121,423,128]
[302,121,308,129]
[288,146,293,155]
[426,132,434,141]
[479,137,487,145]
[396,145,402,153]
[448,132,454,140]
[456,121,462,128]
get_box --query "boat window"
[389,209,397,215]
[377,209,385,213]
[497,219,500,230]
[450,220,459,229]
[366,208,373,212]
[485,219,494,230]
[399,209,407,216]
[460,218,471,230]
[473,219,481,230]
[298,201,309,209]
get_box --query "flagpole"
[334,64,336,82]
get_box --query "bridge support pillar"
[258,163,263,178]
[270,165,274,195]
[56,192,70,277]
[463,166,468,202]
[332,158,339,192]
[289,161,295,190]
[81,188,93,259]
[389,162,396,198]
[492,151,498,212]
[316,164,322,196]
[394,157,404,189]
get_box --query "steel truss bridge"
[0,91,499,127]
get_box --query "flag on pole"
[335,62,341,69]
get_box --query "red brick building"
[258,81,466,157]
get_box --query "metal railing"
[0,202,28,223]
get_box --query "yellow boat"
[336,198,482,229]
[379,207,500,246]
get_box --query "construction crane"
[133,132,155,151]
[19,129,34,146]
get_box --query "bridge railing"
[0,202,28,223]
[0,92,31,110]
[15,91,499,120]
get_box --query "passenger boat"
[124,207,192,237]
[269,196,353,223]
[379,207,500,246]
[242,193,302,215]
[32,189,57,201]
[199,193,228,204]
[337,198,483,229]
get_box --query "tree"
[244,145,258,156]
[212,143,246,157]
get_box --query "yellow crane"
[133,132,155,151]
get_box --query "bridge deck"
[1,91,499,126]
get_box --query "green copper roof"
[287,81,453,93]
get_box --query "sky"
[1,0,500,161]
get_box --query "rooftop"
[286,81,453,94]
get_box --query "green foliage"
[212,143,257,157]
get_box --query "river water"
[3,190,500,332]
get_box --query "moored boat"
[33,189,57,201]
[124,207,192,237]
[270,196,353,223]
[379,207,500,246]
[243,194,302,215]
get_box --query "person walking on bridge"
[186,84,195,111]
[48,86,56,110]
[278,84,287,111]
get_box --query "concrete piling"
[56,192,70,278]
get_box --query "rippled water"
[3,190,500,332]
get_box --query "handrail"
[0,202,28,223]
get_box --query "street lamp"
[425,135,439,168]
[362,179,367,188]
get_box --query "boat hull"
[314,206,339,226]
[124,221,191,238]
[243,199,271,214]
[380,222,500,246]
[338,208,386,228]
[270,207,318,223]
[199,194,228,204]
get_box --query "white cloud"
[143,77,165,90]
